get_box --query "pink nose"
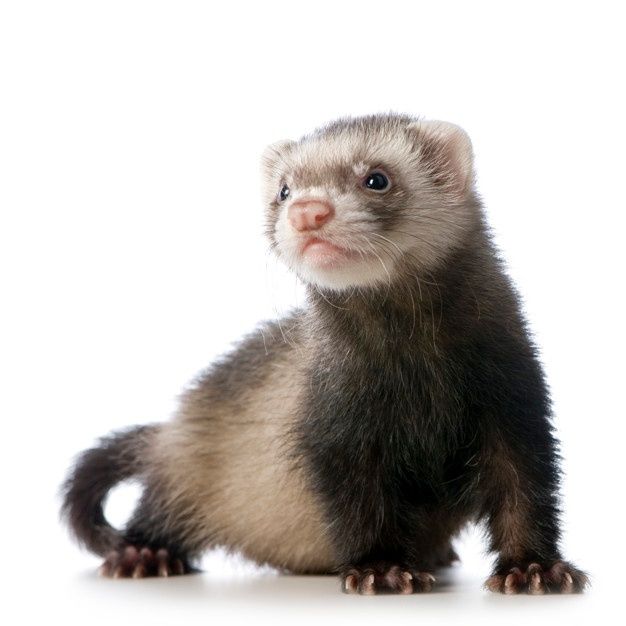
[288,198,335,231]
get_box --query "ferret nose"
[288,198,335,231]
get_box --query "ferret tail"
[60,424,158,556]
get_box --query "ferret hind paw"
[99,545,191,579]
[341,562,435,595]
[485,560,589,595]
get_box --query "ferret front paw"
[341,563,435,595]
[485,561,589,594]
[99,545,190,578]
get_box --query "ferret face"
[262,114,477,291]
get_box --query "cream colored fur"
[263,116,477,291]
[147,326,335,573]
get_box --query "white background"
[1,1,624,624]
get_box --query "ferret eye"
[278,184,290,202]
[364,171,390,192]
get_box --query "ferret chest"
[300,343,466,489]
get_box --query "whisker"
[369,232,403,259]
[363,239,393,295]
[314,284,350,310]
[383,229,439,253]
[400,214,466,229]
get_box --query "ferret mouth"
[299,237,360,268]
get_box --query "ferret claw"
[485,561,589,594]
[341,562,435,595]
[98,545,190,579]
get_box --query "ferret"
[62,113,588,594]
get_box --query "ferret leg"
[99,545,189,579]
[479,438,588,594]
[339,532,459,594]
[341,562,435,595]
[99,491,201,579]
[331,519,440,594]
[338,519,453,594]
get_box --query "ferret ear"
[261,139,295,179]
[407,121,474,197]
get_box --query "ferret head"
[262,114,478,292]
